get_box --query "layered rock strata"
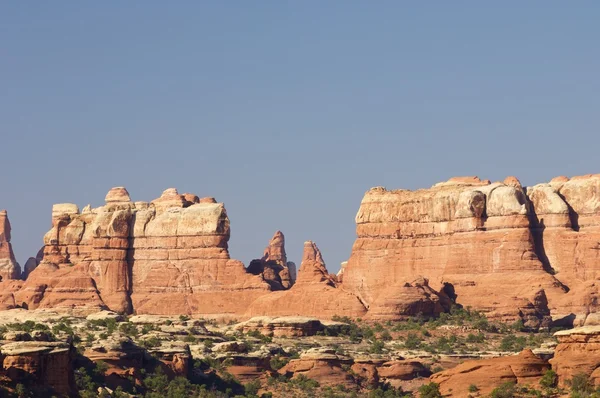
[551,326,600,386]
[9,188,270,316]
[431,349,550,396]
[342,175,600,324]
[1,339,75,395]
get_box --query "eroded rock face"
[340,175,600,324]
[431,349,550,396]
[1,340,75,395]
[527,175,600,324]
[17,187,271,316]
[0,210,20,281]
[235,316,325,337]
[245,241,368,319]
[247,231,294,290]
[551,326,600,386]
[278,348,356,389]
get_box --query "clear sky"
[1,3,599,273]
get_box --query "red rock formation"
[0,210,20,280]
[550,326,600,386]
[17,187,271,317]
[431,349,550,396]
[247,231,294,290]
[341,177,566,325]
[1,340,75,395]
[245,241,368,319]
[527,175,600,324]
[278,348,356,389]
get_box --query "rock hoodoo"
[247,231,295,290]
[0,210,20,281]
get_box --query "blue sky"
[1,3,599,272]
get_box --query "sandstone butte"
[0,173,598,326]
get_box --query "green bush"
[118,322,138,337]
[269,355,289,370]
[499,334,527,352]
[418,382,442,398]
[244,379,261,395]
[404,332,422,349]
[369,339,385,354]
[468,384,478,392]
[540,368,558,389]
[570,372,594,394]
[490,382,517,398]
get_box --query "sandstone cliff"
[9,187,271,317]
[341,174,600,325]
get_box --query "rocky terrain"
[0,173,599,396]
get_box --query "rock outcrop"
[12,187,271,317]
[0,210,20,281]
[551,326,600,386]
[245,241,368,318]
[340,175,600,325]
[247,231,294,290]
[1,339,75,395]
[278,348,356,389]
[431,349,550,396]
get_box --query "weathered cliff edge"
[342,174,600,325]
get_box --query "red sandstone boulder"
[431,349,550,396]
[1,340,75,395]
[278,348,356,389]
[550,326,600,386]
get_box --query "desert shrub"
[569,372,595,395]
[118,322,138,337]
[246,329,273,343]
[499,334,526,352]
[403,332,422,349]
[490,382,517,398]
[291,374,319,391]
[380,330,393,341]
[468,384,478,392]
[269,355,289,370]
[52,322,75,336]
[466,332,485,343]
[418,382,442,398]
[369,339,385,354]
[244,379,261,395]
[183,334,197,344]
[140,336,162,348]
[540,368,558,389]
